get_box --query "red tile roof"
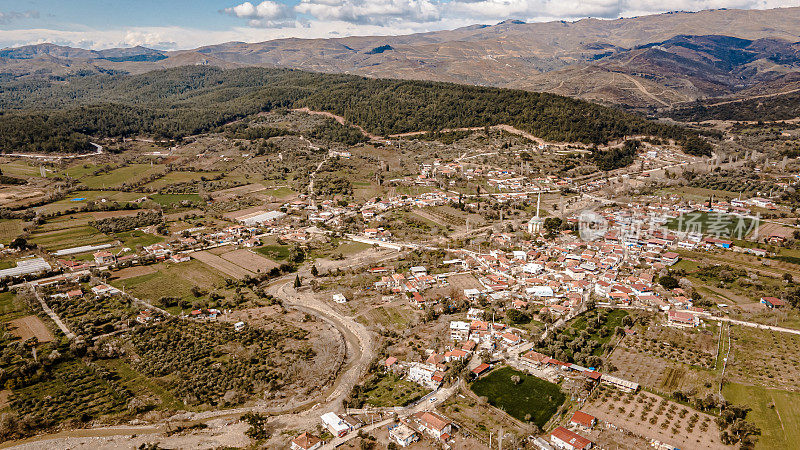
[550,426,592,450]
[570,410,596,428]
[472,363,491,375]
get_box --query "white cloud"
[222,1,295,27]
[294,0,440,26]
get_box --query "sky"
[0,0,798,50]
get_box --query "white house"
[321,412,350,438]
[389,423,418,447]
[449,321,471,341]
[526,286,554,298]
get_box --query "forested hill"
[667,90,800,122]
[0,66,703,154]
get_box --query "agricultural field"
[142,171,221,190]
[10,360,130,426]
[28,224,113,251]
[191,251,257,279]
[357,305,417,329]
[439,387,534,445]
[666,211,759,240]
[261,186,296,199]
[534,308,629,368]
[0,162,41,178]
[118,318,323,408]
[34,190,144,214]
[470,366,566,428]
[607,347,715,397]
[421,205,486,228]
[360,373,430,407]
[112,229,164,249]
[584,387,725,449]
[727,326,800,390]
[219,248,280,273]
[622,322,718,369]
[77,164,165,189]
[7,315,54,343]
[255,243,292,261]
[0,219,25,245]
[109,259,228,311]
[0,291,26,323]
[48,289,136,338]
[723,383,800,450]
[148,193,203,208]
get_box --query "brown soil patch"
[191,251,256,279]
[210,183,265,201]
[111,265,158,280]
[222,206,266,221]
[758,222,795,240]
[220,249,279,273]
[8,315,54,343]
[0,390,10,409]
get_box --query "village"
[0,108,797,450]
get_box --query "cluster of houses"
[360,191,457,220]
[292,410,457,449]
[372,265,445,304]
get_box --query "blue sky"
[0,0,795,50]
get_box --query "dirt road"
[268,280,375,408]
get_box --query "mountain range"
[3,7,800,111]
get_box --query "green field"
[112,229,164,249]
[0,219,25,244]
[363,373,430,407]
[666,212,759,241]
[255,244,291,261]
[109,259,225,306]
[79,164,165,189]
[723,383,800,449]
[470,366,566,428]
[263,186,296,199]
[35,190,144,214]
[0,291,25,323]
[143,171,221,190]
[148,193,203,207]
[28,224,113,251]
[336,241,372,255]
[0,162,40,177]
[358,306,415,328]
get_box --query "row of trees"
[91,210,162,233]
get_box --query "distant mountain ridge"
[0,43,166,62]
[3,7,800,109]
